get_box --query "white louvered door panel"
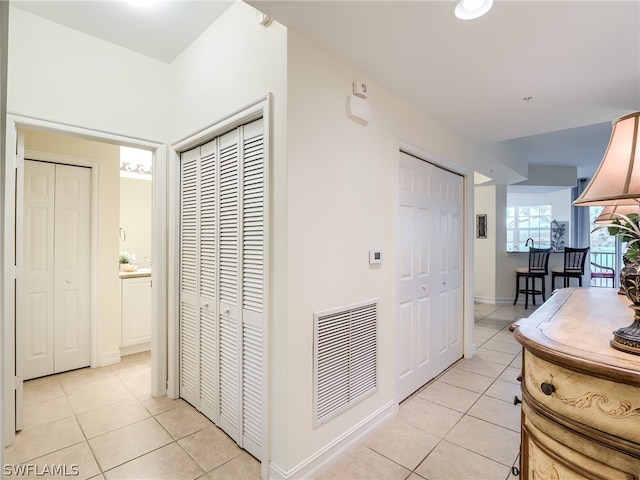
[199,140,219,422]
[217,130,242,444]
[179,119,265,463]
[180,148,200,407]
[241,119,265,459]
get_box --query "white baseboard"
[268,400,397,480]
[98,351,121,367]
[120,342,151,357]
[474,296,497,305]
[474,296,518,305]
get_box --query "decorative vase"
[618,254,632,295]
[612,259,640,355]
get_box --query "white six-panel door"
[398,152,463,400]
[23,160,91,380]
[179,119,264,461]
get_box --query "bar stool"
[551,247,590,289]
[514,247,551,309]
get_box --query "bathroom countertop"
[119,268,151,279]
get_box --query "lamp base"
[610,304,640,355]
[612,261,640,355]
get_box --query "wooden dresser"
[512,288,640,479]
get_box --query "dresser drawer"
[522,403,639,480]
[523,350,640,445]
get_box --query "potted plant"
[593,211,640,297]
[597,212,640,264]
[119,251,137,272]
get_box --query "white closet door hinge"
[14,265,21,280]
[15,154,24,169]
[15,375,23,391]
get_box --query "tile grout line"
[393,306,530,479]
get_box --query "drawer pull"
[541,382,555,396]
[513,396,522,405]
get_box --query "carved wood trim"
[514,326,640,386]
[525,368,640,420]
[524,423,634,480]
[512,288,640,387]
[522,387,640,459]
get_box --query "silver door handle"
[443,280,446,285]
[224,307,230,314]
[422,285,426,290]
[203,302,209,308]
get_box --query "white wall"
[119,177,152,265]
[474,185,500,303]
[7,7,169,142]
[168,2,287,142]
[283,30,477,474]
[514,165,577,188]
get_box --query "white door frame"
[395,139,475,397]
[3,114,168,445]
[167,95,271,479]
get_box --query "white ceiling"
[11,0,640,181]
[11,0,234,63]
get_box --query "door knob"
[443,280,447,285]
[203,302,209,308]
[66,279,72,284]
[224,307,230,314]
[422,285,426,290]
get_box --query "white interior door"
[397,152,463,400]
[53,164,91,373]
[23,161,56,379]
[23,160,91,380]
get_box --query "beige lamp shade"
[594,204,640,223]
[574,111,640,206]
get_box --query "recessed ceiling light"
[128,0,157,8]
[454,0,493,20]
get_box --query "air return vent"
[314,299,378,426]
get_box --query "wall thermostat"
[369,248,383,265]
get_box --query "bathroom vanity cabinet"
[120,271,151,354]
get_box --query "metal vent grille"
[314,299,378,426]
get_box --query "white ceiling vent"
[314,299,378,427]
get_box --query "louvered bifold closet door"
[217,130,242,444]
[241,119,265,459]
[179,119,265,462]
[179,148,201,408]
[198,138,219,422]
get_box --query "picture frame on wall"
[476,214,487,239]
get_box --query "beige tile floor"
[317,302,537,480]
[6,303,534,480]
[5,351,261,480]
